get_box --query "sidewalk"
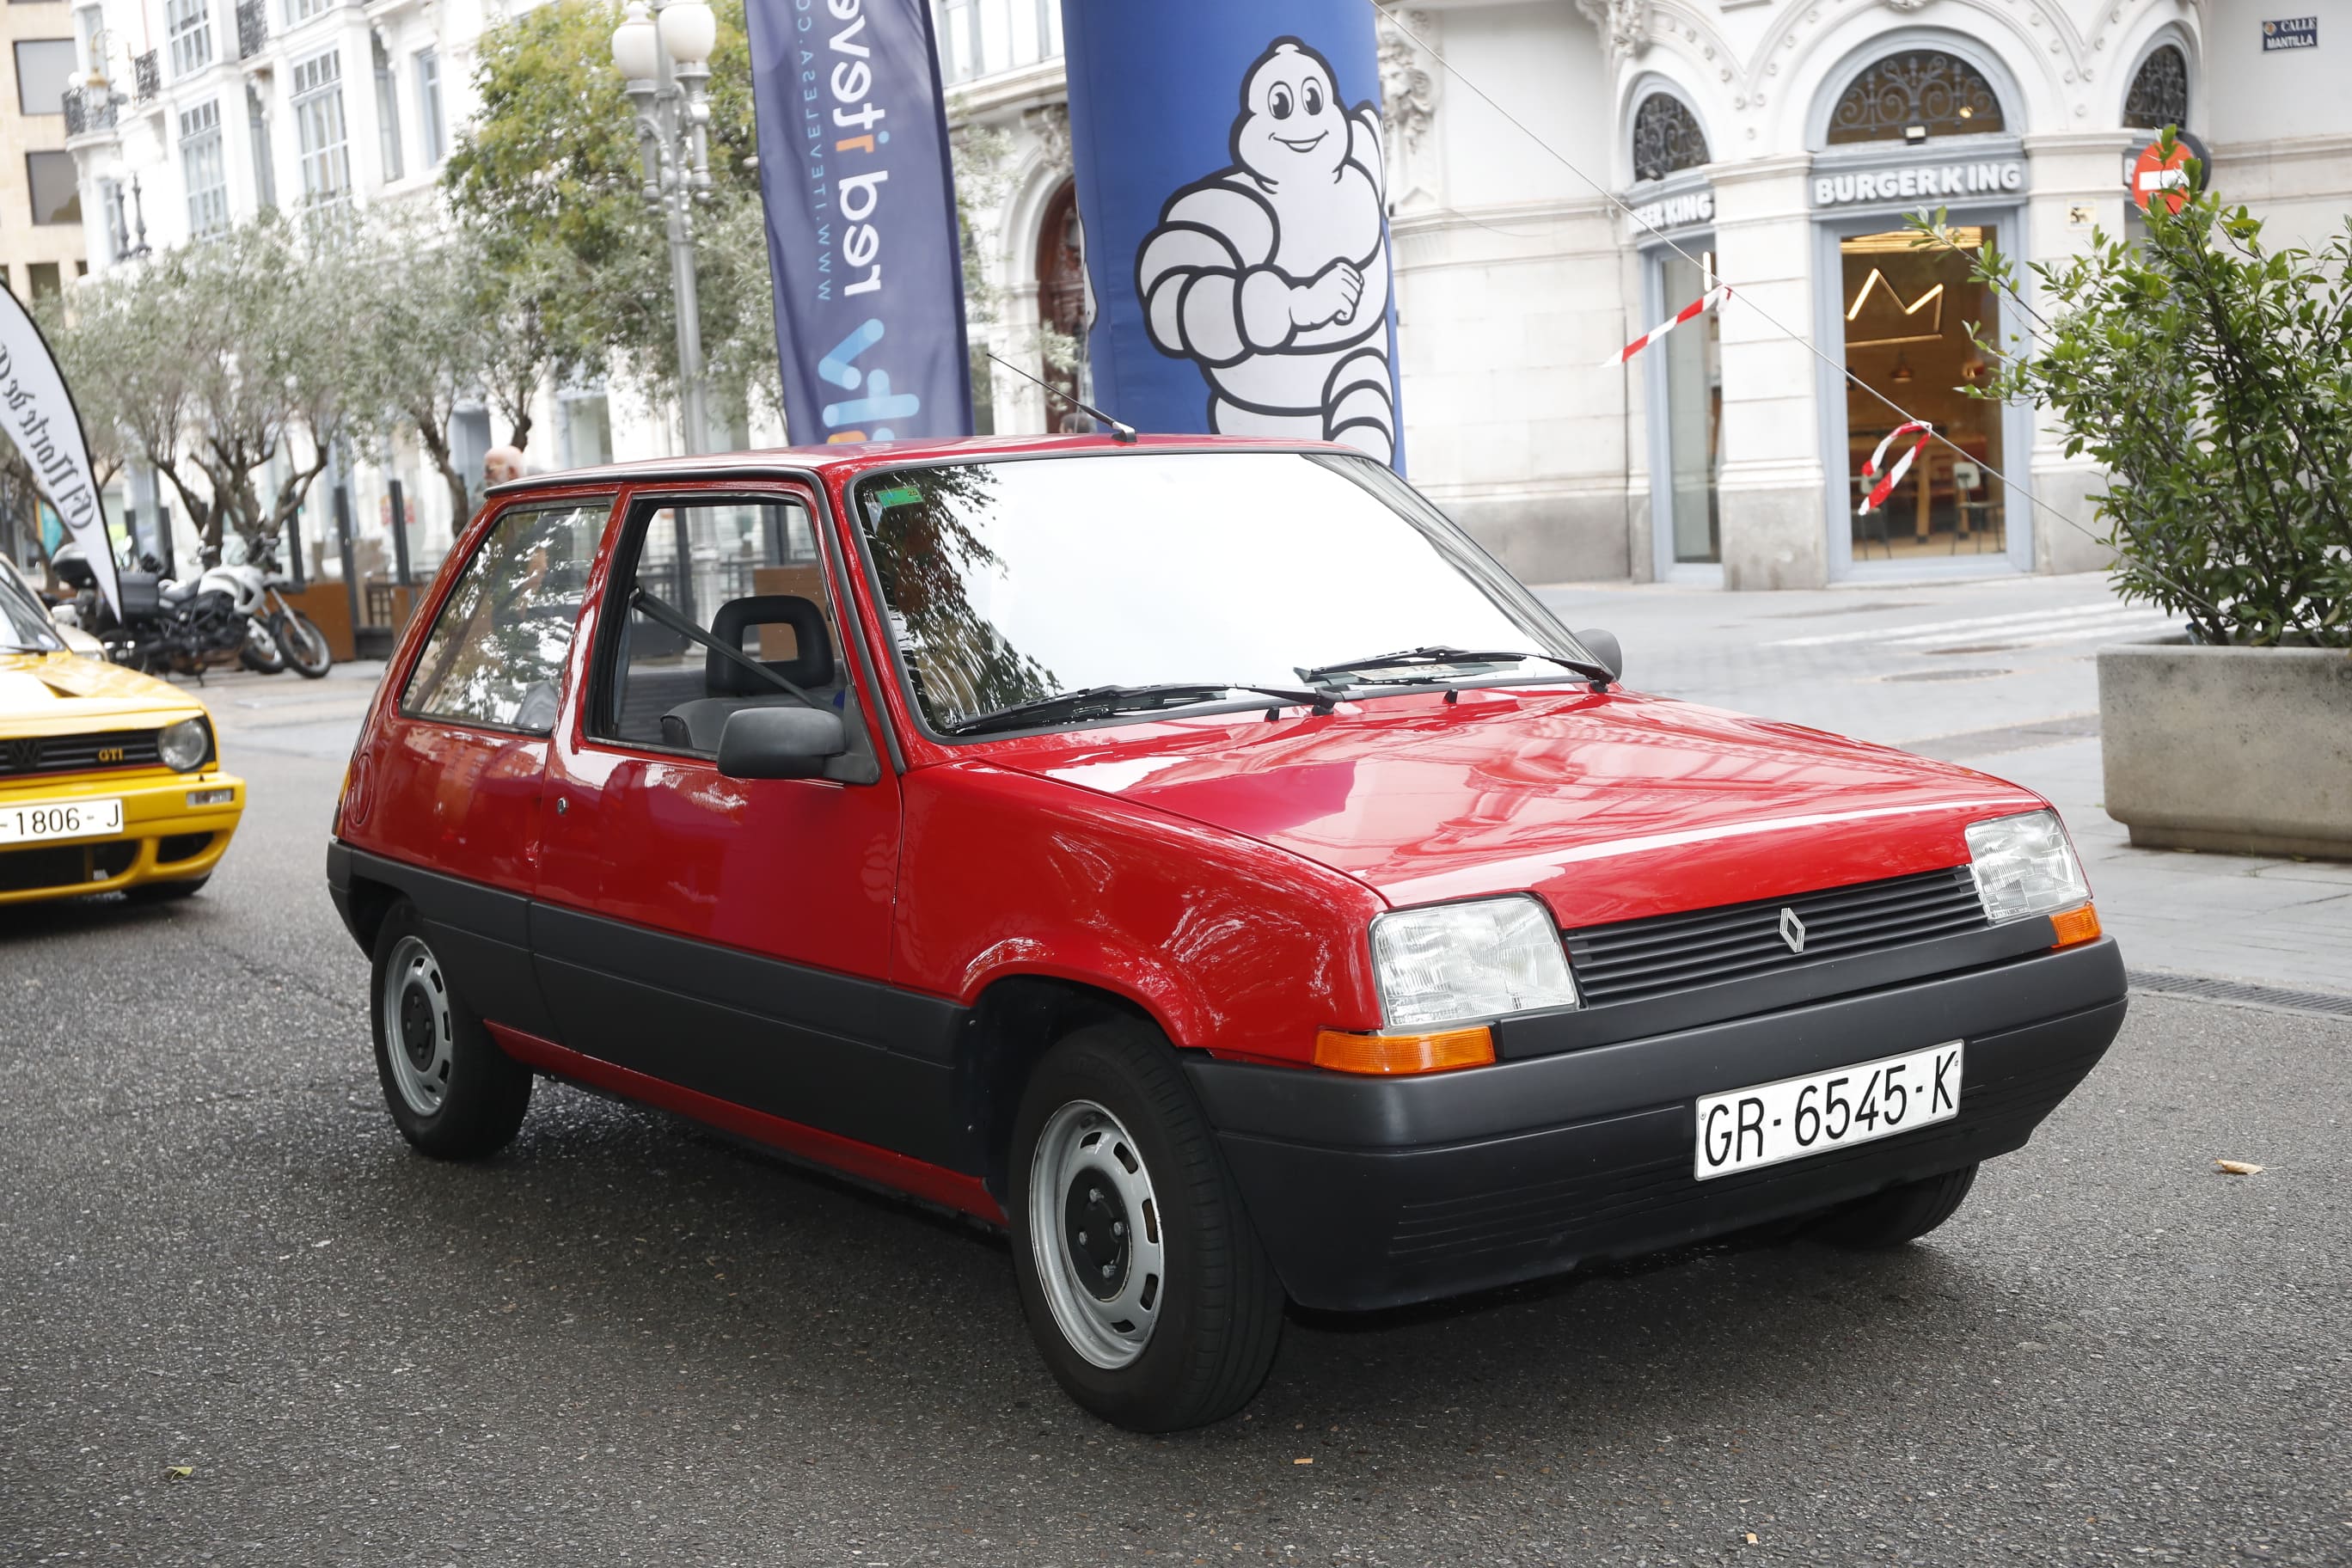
[1533,572,2352,999]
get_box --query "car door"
[530,484,966,1168]
[359,492,613,1040]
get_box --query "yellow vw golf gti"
[1,565,242,905]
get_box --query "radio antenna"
[984,351,1137,444]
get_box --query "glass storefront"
[1839,225,2005,560]
[1657,248,1723,567]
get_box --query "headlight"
[1369,896,1579,1028]
[1966,810,2089,922]
[158,717,211,773]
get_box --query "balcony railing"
[62,86,120,137]
[237,0,267,60]
[133,50,159,101]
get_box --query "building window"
[934,0,1057,85]
[25,149,80,224]
[413,47,443,165]
[1655,248,1721,566]
[247,83,277,210]
[13,37,77,113]
[291,49,349,208]
[164,0,212,77]
[1631,93,1709,183]
[1826,52,2006,144]
[2124,44,2190,131]
[371,34,402,181]
[283,0,329,25]
[559,392,612,469]
[181,98,229,235]
[28,261,61,298]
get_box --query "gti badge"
[1779,906,1807,954]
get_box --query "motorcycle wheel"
[239,617,287,674]
[273,610,333,679]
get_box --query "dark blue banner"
[746,0,971,444]
[1062,1,1402,470]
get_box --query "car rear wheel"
[370,901,532,1159]
[1813,1163,1978,1249]
[1008,1020,1285,1432]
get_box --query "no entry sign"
[2130,130,2212,215]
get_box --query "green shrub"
[1921,140,2350,647]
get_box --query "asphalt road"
[5,694,2350,1566]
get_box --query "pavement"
[4,588,2349,1566]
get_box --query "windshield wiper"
[1298,645,1614,687]
[946,681,1330,737]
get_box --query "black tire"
[273,610,333,678]
[1008,1020,1286,1431]
[126,875,209,902]
[1813,1163,1979,1249]
[369,901,532,1159]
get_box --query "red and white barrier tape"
[1601,284,1731,367]
[1857,421,1934,515]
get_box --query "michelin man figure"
[1136,37,1395,463]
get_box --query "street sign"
[2261,17,2318,52]
[2129,130,2211,216]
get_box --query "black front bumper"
[1186,938,2127,1313]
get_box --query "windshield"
[0,560,64,653]
[854,451,1589,735]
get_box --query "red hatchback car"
[329,436,2125,1430]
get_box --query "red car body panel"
[954,688,2045,931]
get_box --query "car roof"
[483,432,1354,499]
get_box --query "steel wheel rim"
[1028,1099,1165,1370]
[381,935,454,1118]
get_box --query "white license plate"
[1694,1041,1963,1179]
[0,795,126,845]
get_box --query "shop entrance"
[1839,225,2006,562]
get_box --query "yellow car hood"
[0,651,206,732]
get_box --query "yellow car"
[2,564,243,906]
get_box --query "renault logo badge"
[1779,907,1807,954]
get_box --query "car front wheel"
[1812,1163,1978,1249]
[1008,1020,1286,1432]
[370,901,532,1159]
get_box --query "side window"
[596,496,847,756]
[401,500,606,733]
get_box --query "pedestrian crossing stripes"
[1763,600,2177,652]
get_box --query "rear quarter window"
[401,499,609,733]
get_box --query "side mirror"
[1573,628,1624,684]
[717,707,848,781]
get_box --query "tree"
[444,0,775,436]
[54,213,353,563]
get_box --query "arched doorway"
[1034,178,1089,432]
[1813,46,2024,574]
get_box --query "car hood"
[972,688,2044,928]
[0,651,202,729]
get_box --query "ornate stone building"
[944,0,2349,588]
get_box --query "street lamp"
[612,0,717,455]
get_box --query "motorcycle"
[52,544,322,680]
[202,548,334,679]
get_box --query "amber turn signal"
[2049,903,2101,947]
[1312,1026,1496,1075]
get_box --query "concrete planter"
[2098,637,2352,860]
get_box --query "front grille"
[1565,866,1987,1008]
[0,729,163,779]
[0,841,138,894]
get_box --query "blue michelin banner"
[1062,0,1403,470]
[745,0,971,444]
